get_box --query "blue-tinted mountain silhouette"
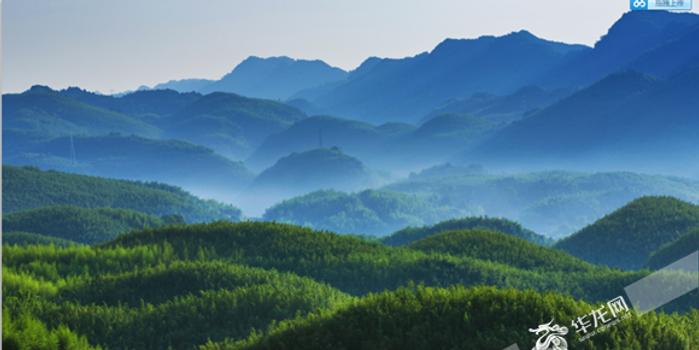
[204,56,348,99]
[296,31,587,122]
[541,11,699,87]
[473,66,699,174]
[151,56,348,100]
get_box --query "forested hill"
[647,228,699,270]
[556,196,699,270]
[209,286,699,350]
[262,189,461,235]
[108,221,643,299]
[4,220,696,349]
[3,205,181,244]
[383,216,550,246]
[250,147,376,196]
[2,166,242,222]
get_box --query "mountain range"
[153,56,348,100]
[473,66,699,175]
[4,10,699,211]
[294,31,587,122]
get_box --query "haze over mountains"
[4,10,699,228]
[5,9,699,348]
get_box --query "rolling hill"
[2,231,78,247]
[262,189,461,235]
[2,86,160,157]
[108,221,645,300]
[382,216,549,246]
[297,31,587,122]
[244,148,379,214]
[163,92,307,159]
[7,134,254,201]
[61,87,202,118]
[2,166,242,222]
[250,147,376,197]
[3,252,350,350]
[556,196,699,270]
[384,170,699,238]
[2,205,176,244]
[3,86,309,164]
[408,229,588,272]
[245,115,411,171]
[204,286,698,350]
[474,67,699,176]
[6,219,694,349]
[647,228,699,270]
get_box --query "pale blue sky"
[2,0,696,93]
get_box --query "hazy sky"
[2,0,697,93]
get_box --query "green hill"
[2,231,78,247]
[647,228,699,270]
[64,87,202,118]
[107,221,642,300]
[246,116,411,171]
[165,92,306,159]
[3,205,175,244]
[251,147,375,195]
[556,196,699,269]
[383,216,549,246]
[2,166,242,222]
[384,170,699,238]
[203,286,699,350]
[408,229,586,272]
[7,134,254,200]
[262,189,460,235]
[3,252,349,350]
[3,86,309,166]
[4,220,694,350]
[58,260,347,307]
[2,86,160,149]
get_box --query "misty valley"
[3,10,699,350]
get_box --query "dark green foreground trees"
[3,221,698,349]
[205,286,699,350]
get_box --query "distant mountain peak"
[27,85,55,94]
[198,55,348,99]
[432,30,585,56]
[595,10,699,50]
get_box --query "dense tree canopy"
[556,196,699,269]
[204,286,699,350]
[3,219,696,349]
[263,189,461,235]
[3,166,242,222]
[3,205,175,244]
[383,216,550,246]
